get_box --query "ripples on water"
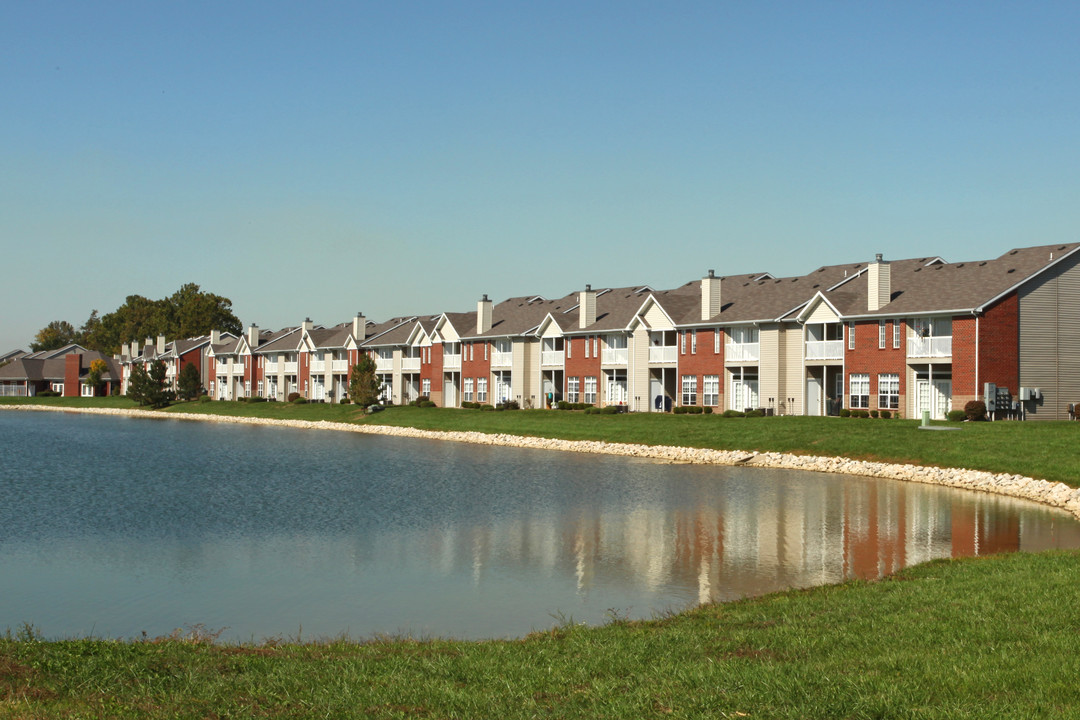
[2,411,1078,641]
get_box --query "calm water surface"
[2,411,1078,641]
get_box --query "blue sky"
[3,1,1079,350]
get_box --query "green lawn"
[4,551,1079,719]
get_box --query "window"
[680,331,686,354]
[422,378,430,396]
[878,321,886,349]
[593,336,598,357]
[691,330,697,354]
[878,373,899,409]
[464,378,473,402]
[484,342,488,360]
[731,367,759,411]
[893,321,901,349]
[566,338,571,359]
[714,328,721,354]
[850,373,870,409]
[584,376,597,404]
[567,376,580,403]
[848,322,856,350]
[681,375,698,406]
[584,336,589,358]
[81,383,95,397]
[703,375,719,406]
[257,380,263,397]
[477,377,487,403]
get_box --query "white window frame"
[714,328,721,354]
[878,373,899,410]
[584,336,590,359]
[422,378,431,397]
[477,377,487,403]
[850,373,870,409]
[584,376,597,404]
[703,374,719,406]
[567,376,580,403]
[463,377,473,402]
[893,320,901,349]
[848,322,856,350]
[878,321,886,349]
[691,330,697,354]
[681,375,697,406]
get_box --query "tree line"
[29,284,243,355]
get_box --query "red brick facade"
[844,319,907,413]
[676,328,724,407]
[461,340,491,403]
[564,335,602,403]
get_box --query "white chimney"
[579,285,596,329]
[247,324,259,348]
[353,312,366,342]
[477,295,492,334]
[210,329,221,346]
[701,270,721,321]
[868,254,891,312]
[156,334,166,355]
[301,317,314,332]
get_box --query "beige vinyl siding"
[643,303,674,330]
[758,324,779,412]
[780,323,805,415]
[1019,254,1080,419]
[512,338,534,408]
[806,301,840,324]
[632,325,650,412]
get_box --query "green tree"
[126,360,173,408]
[177,362,203,401]
[348,355,382,407]
[30,320,78,352]
[167,283,243,340]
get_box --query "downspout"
[974,311,980,403]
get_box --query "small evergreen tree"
[177,362,203,401]
[348,355,382,407]
[127,360,174,408]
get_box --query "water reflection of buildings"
[391,476,1080,607]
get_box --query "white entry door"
[806,376,822,416]
[916,380,952,419]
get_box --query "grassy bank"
[4,550,1079,719]
[4,396,1078,485]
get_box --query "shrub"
[419,400,437,408]
[38,389,60,397]
[461,401,479,409]
[198,394,213,403]
[704,407,713,414]
[247,396,267,403]
[879,409,891,419]
[291,397,308,405]
[947,409,967,422]
[721,409,744,418]
[340,397,351,404]
[479,404,495,411]
[854,409,869,418]
[870,410,879,418]
[287,392,301,402]
[744,409,765,418]
[964,400,988,421]
[839,408,851,418]
[496,400,520,411]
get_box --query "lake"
[2,410,1078,641]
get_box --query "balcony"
[282,361,298,373]
[264,361,279,373]
[375,357,393,372]
[649,346,677,363]
[491,351,513,368]
[444,353,462,370]
[402,357,421,372]
[805,340,843,360]
[541,350,564,367]
[908,336,952,358]
[309,360,326,372]
[725,342,760,362]
[332,359,349,372]
[601,348,628,365]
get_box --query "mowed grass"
[4,551,1080,719]
[4,396,1080,484]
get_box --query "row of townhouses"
[4,242,1079,420]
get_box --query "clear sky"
[3,1,1079,351]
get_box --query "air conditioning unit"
[1019,387,1031,401]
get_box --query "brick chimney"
[579,285,596,329]
[868,254,891,311]
[477,295,492,334]
[701,270,721,321]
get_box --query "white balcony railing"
[264,361,279,373]
[805,340,844,360]
[310,360,326,372]
[402,357,421,372]
[332,359,349,372]
[725,342,760,362]
[649,346,677,363]
[282,361,298,373]
[215,360,228,373]
[491,351,513,367]
[908,336,953,358]
[444,353,462,370]
[375,357,393,372]
[601,348,628,365]
[541,350,564,366]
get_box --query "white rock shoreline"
[8,404,1080,522]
